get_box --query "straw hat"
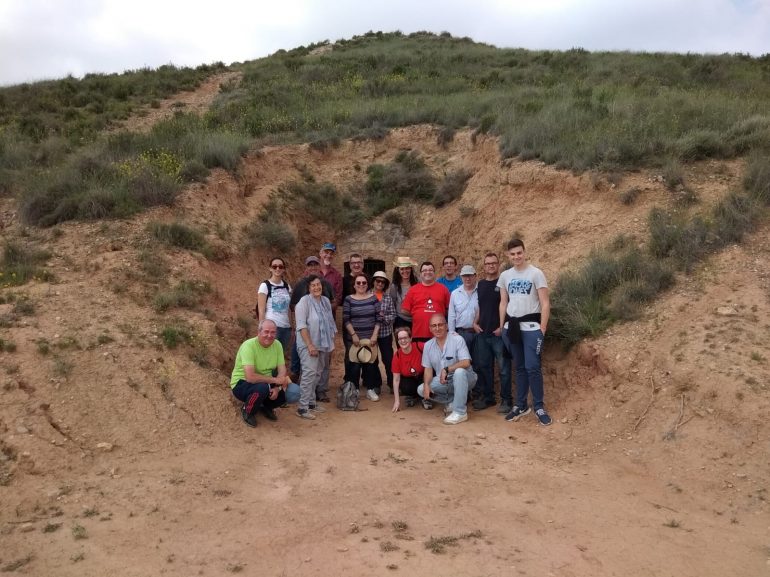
[393,256,416,268]
[348,338,378,364]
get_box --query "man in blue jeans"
[473,252,512,414]
[497,239,552,426]
[230,319,300,427]
[417,313,477,425]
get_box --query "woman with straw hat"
[389,256,418,332]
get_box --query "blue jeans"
[475,332,512,404]
[502,328,545,410]
[276,326,292,357]
[417,367,477,416]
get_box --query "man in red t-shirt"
[400,261,450,342]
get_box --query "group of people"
[229,239,552,427]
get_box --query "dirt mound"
[1,89,768,575]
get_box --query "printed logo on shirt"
[507,279,533,295]
[425,297,435,312]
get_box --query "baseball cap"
[321,242,336,252]
[305,256,320,265]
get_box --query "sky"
[1,0,769,86]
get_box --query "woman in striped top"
[343,273,381,401]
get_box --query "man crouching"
[418,313,477,425]
[230,319,300,427]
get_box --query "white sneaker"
[309,404,326,413]
[366,389,380,402]
[443,412,468,425]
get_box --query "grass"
[153,279,211,313]
[148,221,210,255]
[0,241,53,286]
[424,530,483,554]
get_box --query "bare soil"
[1,78,768,577]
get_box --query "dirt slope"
[0,80,768,577]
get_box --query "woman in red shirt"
[391,326,429,412]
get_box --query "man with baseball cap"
[319,243,343,313]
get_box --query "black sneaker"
[504,405,531,422]
[421,398,434,410]
[316,393,331,403]
[535,408,552,426]
[241,406,257,428]
[497,401,513,414]
[472,399,495,411]
[261,406,278,422]
[405,397,416,408]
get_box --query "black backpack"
[254,280,289,319]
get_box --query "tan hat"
[372,270,390,288]
[393,256,416,268]
[348,338,379,364]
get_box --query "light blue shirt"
[421,333,471,373]
[448,286,478,331]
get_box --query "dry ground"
[1,76,768,577]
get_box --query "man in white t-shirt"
[497,239,552,426]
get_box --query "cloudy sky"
[1,0,769,86]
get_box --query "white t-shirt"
[258,280,292,328]
[497,265,547,331]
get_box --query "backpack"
[336,380,360,411]
[254,280,289,319]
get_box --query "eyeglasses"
[271,264,285,269]
[350,261,363,266]
[421,268,434,273]
[484,261,498,266]
[355,281,368,286]
[429,322,446,329]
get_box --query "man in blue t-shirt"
[436,255,462,292]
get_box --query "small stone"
[716,306,738,316]
[16,425,29,434]
[476,433,486,439]
[96,442,113,452]
[560,418,568,424]
[336,547,349,552]
[20,523,35,533]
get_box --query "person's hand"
[423,383,431,400]
[439,368,448,385]
[269,386,280,401]
[473,323,483,334]
[392,399,400,413]
[352,334,360,346]
[308,344,319,357]
[493,327,501,337]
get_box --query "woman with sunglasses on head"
[391,326,427,412]
[343,273,381,401]
[389,256,418,331]
[257,257,293,355]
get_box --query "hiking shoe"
[405,397,416,408]
[366,389,380,402]
[535,408,552,426]
[422,399,434,410]
[443,404,453,416]
[316,393,331,403]
[504,405,531,422]
[241,406,257,428]
[309,403,326,413]
[261,406,278,422]
[497,401,513,414]
[472,398,495,411]
[296,408,316,420]
[443,411,468,425]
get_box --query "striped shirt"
[343,294,381,340]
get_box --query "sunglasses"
[271,264,285,269]
[355,281,368,286]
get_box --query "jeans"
[475,332,512,404]
[378,334,394,390]
[417,367,477,416]
[502,328,544,410]
[298,347,330,410]
[276,326,292,358]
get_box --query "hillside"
[1,35,769,576]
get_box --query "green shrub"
[0,338,17,353]
[0,241,52,286]
[148,221,209,253]
[179,159,210,182]
[742,153,770,205]
[620,187,641,205]
[662,160,686,190]
[243,219,296,253]
[160,324,193,348]
[437,126,456,149]
[282,180,364,232]
[365,150,436,214]
[153,279,211,312]
[433,168,473,207]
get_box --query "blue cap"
[321,242,336,252]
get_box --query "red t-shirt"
[391,342,425,378]
[401,282,450,339]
